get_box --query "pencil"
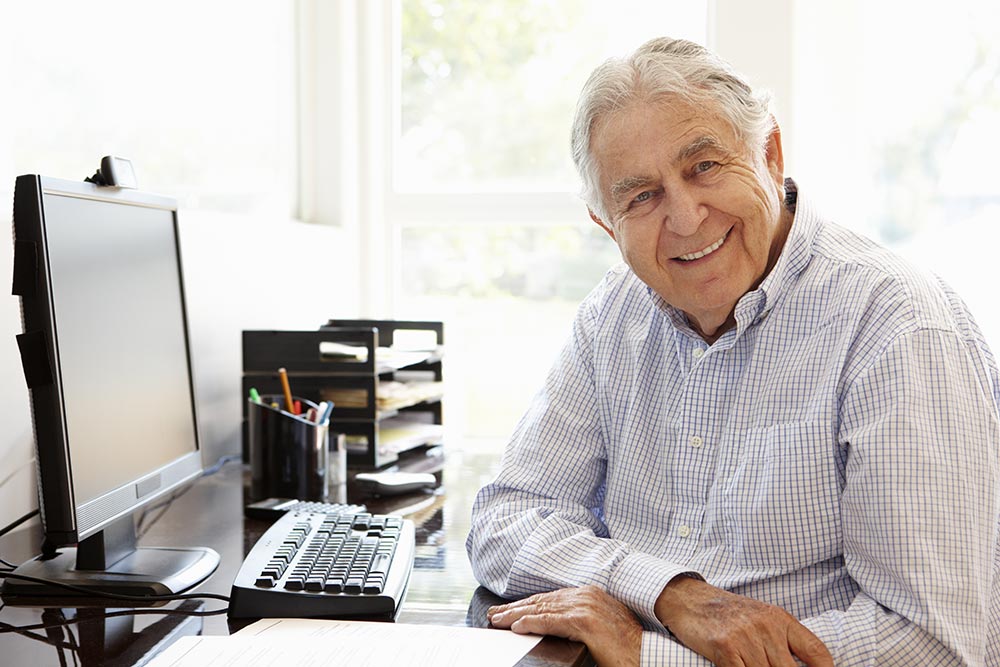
[278,367,297,415]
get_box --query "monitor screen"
[44,191,198,511]
[4,174,218,600]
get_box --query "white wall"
[0,230,36,558]
[0,205,357,561]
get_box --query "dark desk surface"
[0,452,592,666]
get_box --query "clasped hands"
[487,577,833,667]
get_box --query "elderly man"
[466,37,1000,666]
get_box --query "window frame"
[301,0,796,315]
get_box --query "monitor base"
[1,545,220,604]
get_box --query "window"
[0,1,296,217]
[396,0,709,193]
[389,1,710,447]
[323,2,1000,455]
[790,0,1000,351]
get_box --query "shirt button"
[692,348,705,360]
[689,435,703,448]
[677,524,691,538]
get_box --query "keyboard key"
[369,553,390,575]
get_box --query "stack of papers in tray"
[318,343,443,372]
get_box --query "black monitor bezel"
[13,174,204,547]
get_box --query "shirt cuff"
[640,630,712,666]
[608,551,701,628]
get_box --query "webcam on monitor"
[84,155,138,189]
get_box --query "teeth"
[678,232,727,261]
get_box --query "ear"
[764,116,785,187]
[589,208,616,241]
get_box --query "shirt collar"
[746,178,819,319]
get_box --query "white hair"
[570,37,775,222]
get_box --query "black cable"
[0,510,40,573]
[0,571,230,605]
[0,509,39,539]
[67,626,80,667]
[60,612,81,667]
[0,619,77,649]
[42,609,70,667]
[0,605,228,635]
[41,609,81,667]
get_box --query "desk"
[0,453,592,666]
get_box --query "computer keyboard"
[243,497,367,521]
[228,509,415,620]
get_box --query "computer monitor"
[3,174,219,601]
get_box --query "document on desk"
[147,618,543,667]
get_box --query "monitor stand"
[0,515,219,603]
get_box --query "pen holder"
[248,395,329,502]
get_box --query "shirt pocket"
[723,421,843,571]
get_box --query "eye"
[694,160,719,174]
[633,190,654,204]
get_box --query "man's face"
[589,100,789,339]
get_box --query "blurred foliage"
[400,223,621,301]
[399,1,622,300]
[399,0,598,187]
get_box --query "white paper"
[147,618,542,667]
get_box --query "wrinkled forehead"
[589,97,747,180]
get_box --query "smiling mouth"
[675,230,730,262]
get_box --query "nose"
[662,185,708,236]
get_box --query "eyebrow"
[677,135,723,162]
[610,175,658,201]
[608,135,723,204]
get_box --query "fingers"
[757,624,801,667]
[787,623,835,667]
[655,579,833,667]
[487,603,535,630]
[487,591,553,628]
[486,587,630,638]
[487,585,603,628]
[508,612,561,637]
[709,617,831,667]
[488,587,644,667]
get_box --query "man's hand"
[656,576,834,667]
[487,585,642,667]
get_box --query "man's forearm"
[653,576,981,666]
[468,490,692,625]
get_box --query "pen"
[278,367,297,415]
[249,387,261,404]
[319,400,334,425]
